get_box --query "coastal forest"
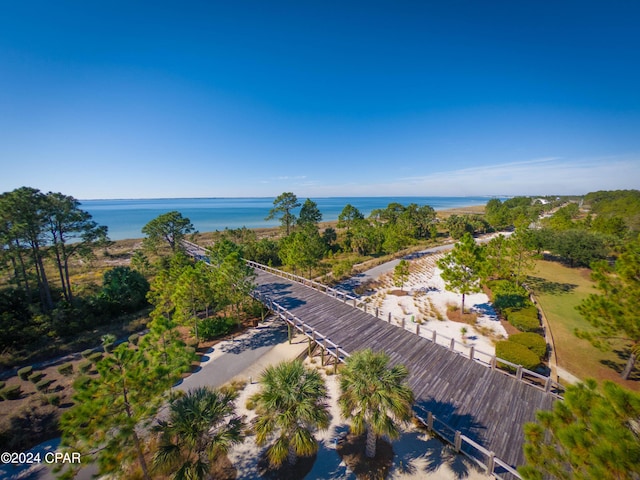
[1,187,640,479]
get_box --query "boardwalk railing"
[248,260,565,399]
[253,289,522,480]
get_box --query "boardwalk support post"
[427,412,433,431]
[432,330,437,343]
[334,347,339,374]
[321,347,325,366]
[401,317,405,329]
[454,431,462,452]
[388,312,391,323]
[287,323,292,344]
[469,346,474,361]
[308,337,312,358]
[375,307,379,318]
[450,338,455,351]
[486,452,495,475]
[353,298,357,308]
[516,366,523,380]
[544,376,552,393]
[491,356,496,370]
[416,323,420,335]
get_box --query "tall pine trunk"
[122,377,151,480]
[621,352,636,380]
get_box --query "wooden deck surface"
[253,269,555,469]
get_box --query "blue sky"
[1,1,639,199]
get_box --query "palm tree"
[153,386,245,480]
[251,360,330,467]
[339,349,414,458]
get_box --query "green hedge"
[73,376,92,391]
[35,379,54,392]
[487,280,531,310]
[505,306,540,332]
[509,332,547,359]
[78,360,93,373]
[81,349,94,358]
[57,362,74,376]
[128,333,140,345]
[28,372,45,383]
[17,366,33,380]
[2,385,22,400]
[88,352,103,363]
[496,340,541,372]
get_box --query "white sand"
[363,252,507,358]
[227,339,490,479]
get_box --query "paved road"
[338,232,509,293]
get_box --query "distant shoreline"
[111,204,486,245]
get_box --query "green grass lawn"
[528,259,639,391]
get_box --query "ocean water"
[80,196,496,241]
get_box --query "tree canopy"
[251,360,330,466]
[437,232,485,313]
[142,211,194,253]
[520,379,640,480]
[298,198,322,226]
[339,349,414,458]
[265,192,300,235]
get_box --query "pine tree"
[519,379,640,480]
[437,232,484,313]
[576,238,640,379]
[60,343,187,479]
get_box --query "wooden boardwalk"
[252,267,555,472]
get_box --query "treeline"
[0,188,155,356]
[486,190,640,267]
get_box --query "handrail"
[247,259,565,398]
[414,407,523,479]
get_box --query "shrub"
[0,381,4,390]
[17,366,33,380]
[57,362,74,376]
[245,398,255,410]
[332,259,354,280]
[48,394,61,406]
[28,372,44,383]
[496,341,541,372]
[509,332,547,359]
[128,333,140,345]
[505,306,540,332]
[35,379,54,392]
[78,360,93,373]
[488,280,531,311]
[81,349,94,358]
[88,352,103,363]
[73,376,92,391]
[199,317,236,341]
[3,385,22,400]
